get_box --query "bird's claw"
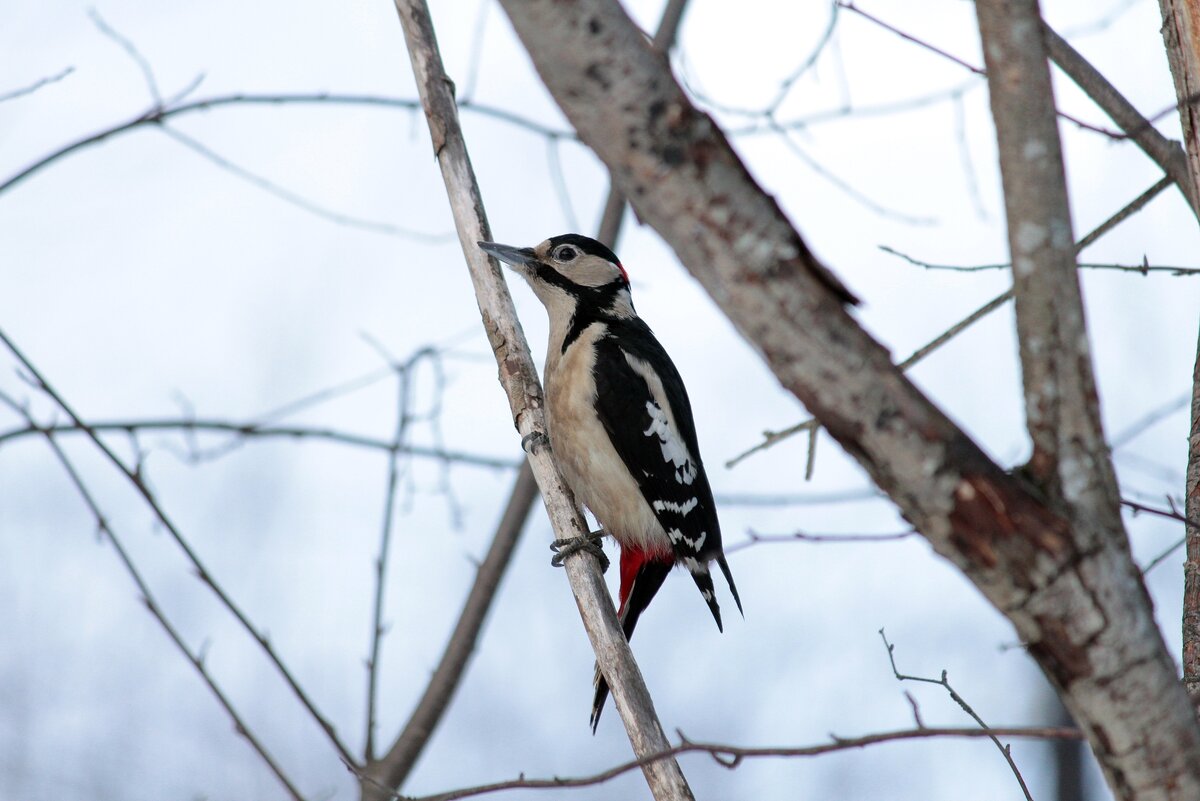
[550,530,609,572]
[521,430,550,455]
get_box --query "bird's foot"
[521,430,550,455]
[550,530,609,572]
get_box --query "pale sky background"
[2,1,1198,800]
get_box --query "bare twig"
[714,488,881,506]
[365,349,429,761]
[0,67,74,103]
[880,246,1200,277]
[1042,21,1197,215]
[1121,498,1200,532]
[160,125,452,240]
[0,391,306,801]
[0,418,518,469]
[1143,537,1187,575]
[725,175,1174,468]
[1110,393,1191,449]
[880,630,1035,801]
[725,527,917,554]
[368,463,536,791]
[89,8,162,104]
[0,328,357,768]
[356,725,1081,801]
[839,2,984,75]
[0,92,573,197]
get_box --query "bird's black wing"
[591,317,740,625]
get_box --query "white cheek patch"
[643,401,698,485]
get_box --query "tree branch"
[369,726,1082,801]
[1042,21,1198,215]
[492,1,1200,798]
[377,2,695,800]
[0,417,519,469]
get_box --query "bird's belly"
[547,371,668,557]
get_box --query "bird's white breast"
[545,324,669,556]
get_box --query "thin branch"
[365,350,425,761]
[714,488,881,506]
[725,527,917,554]
[89,8,162,105]
[880,630,1035,801]
[1143,537,1186,574]
[1110,393,1191,449]
[0,92,573,197]
[0,391,305,801]
[773,124,936,225]
[880,246,1200,276]
[386,1,696,800]
[1121,498,1200,532]
[360,725,1082,801]
[369,463,536,791]
[160,125,452,241]
[0,67,74,103]
[0,328,358,768]
[724,175,1174,468]
[0,418,518,470]
[1042,21,1197,215]
[839,2,984,75]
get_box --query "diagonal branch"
[1042,21,1197,215]
[359,2,690,795]
[374,3,696,801]
[491,1,1200,798]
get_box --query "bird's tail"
[590,548,671,732]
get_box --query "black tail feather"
[717,556,743,618]
[590,559,671,733]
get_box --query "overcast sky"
[2,1,1198,799]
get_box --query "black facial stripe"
[562,281,626,353]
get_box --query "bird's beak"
[478,241,536,268]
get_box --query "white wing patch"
[652,497,698,516]
[643,400,698,485]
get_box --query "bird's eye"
[553,245,578,262]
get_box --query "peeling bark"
[495,1,1200,798]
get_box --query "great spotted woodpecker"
[478,234,742,731]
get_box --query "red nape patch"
[617,546,669,612]
[615,261,630,285]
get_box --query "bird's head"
[478,234,633,320]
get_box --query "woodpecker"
[478,234,742,731]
